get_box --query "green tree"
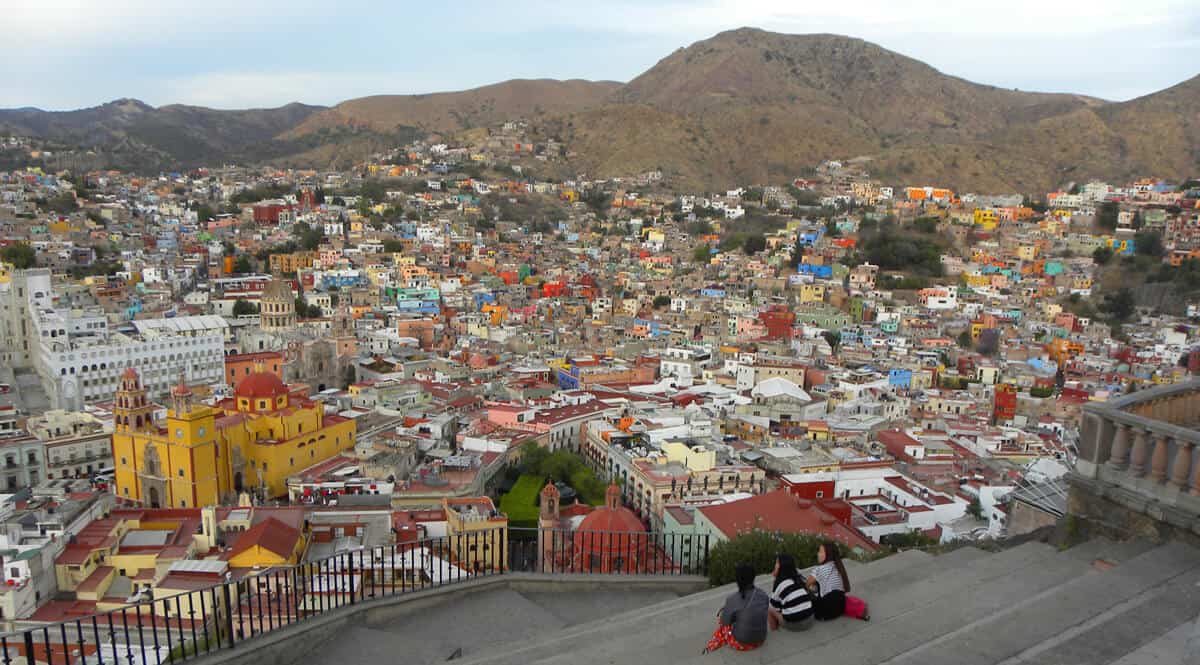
[0,243,37,269]
[1100,287,1136,322]
[652,295,671,309]
[232,256,253,274]
[195,204,216,223]
[232,298,259,316]
[957,330,973,348]
[821,330,841,353]
[967,497,983,519]
[1092,246,1114,265]
[692,244,712,263]
[742,233,767,255]
[382,239,405,253]
[1133,230,1164,258]
[1096,201,1119,231]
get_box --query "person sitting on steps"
[769,552,814,632]
[704,562,769,653]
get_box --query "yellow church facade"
[111,367,355,508]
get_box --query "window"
[178,469,185,477]
[175,428,183,439]
[816,491,824,499]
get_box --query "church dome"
[573,484,645,570]
[235,371,288,399]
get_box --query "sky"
[3,0,1199,110]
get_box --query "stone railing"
[1075,380,1200,528]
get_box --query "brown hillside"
[286,78,622,136]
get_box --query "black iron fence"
[0,527,709,665]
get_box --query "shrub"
[706,530,831,586]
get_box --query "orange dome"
[236,371,288,399]
[575,504,644,535]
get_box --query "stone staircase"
[438,539,1200,665]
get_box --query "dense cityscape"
[0,12,1198,665]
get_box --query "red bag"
[844,594,869,620]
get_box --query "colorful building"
[111,367,355,507]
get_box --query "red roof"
[698,490,878,552]
[221,517,301,561]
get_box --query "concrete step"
[1062,536,1158,566]
[1108,619,1196,665]
[855,548,933,578]
[491,541,1065,665]
[306,587,568,665]
[448,550,934,665]
[882,541,1200,665]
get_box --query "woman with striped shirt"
[768,553,813,632]
[807,542,856,621]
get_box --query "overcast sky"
[3,0,1198,110]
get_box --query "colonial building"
[260,279,296,331]
[111,365,355,507]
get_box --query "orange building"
[225,352,285,390]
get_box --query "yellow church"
[111,366,356,508]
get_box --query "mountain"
[287,78,622,136]
[3,30,1198,191]
[0,99,327,171]
[546,29,1117,191]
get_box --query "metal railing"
[0,526,709,665]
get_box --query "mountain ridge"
[2,29,1197,191]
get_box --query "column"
[1130,428,1150,477]
[1150,433,1171,484]
[1191,451,1200,497]
[1108,423,1131,469]
[1170,442,1194,491]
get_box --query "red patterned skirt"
[705,623,762,653]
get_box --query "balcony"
[1072,379,1200,532]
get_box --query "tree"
[967,497,983,520]
[195,204,216,223]
[232,256,253,274]
[1133,230,1164,258]
[294,222,326,251]
[957,331,973,348]
[976,328,1000,357]
[382,239,405,253]
[742,234,767,255]
[652,295,671,309]
[821,330,841,354]
[232,298,259,316]
[1096,201,1119,231]
[0,243,37,269]
[1092,246,1114,265]
[692,244,711,263]
[1100,287,1136,322]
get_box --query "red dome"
[236,372,288,399]
[122,367,139,380]
[575,505,644,535]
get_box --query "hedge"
[707,530,852,587]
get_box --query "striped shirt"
[810,562,845,596]
[770,577,813,621]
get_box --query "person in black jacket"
[704,563,769,653]
[769,553,814,631]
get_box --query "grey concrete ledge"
[189,573,708,665]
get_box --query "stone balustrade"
[1074,380,1200,531]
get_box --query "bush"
[1029,386,1055,398]
[706,530,830,586]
